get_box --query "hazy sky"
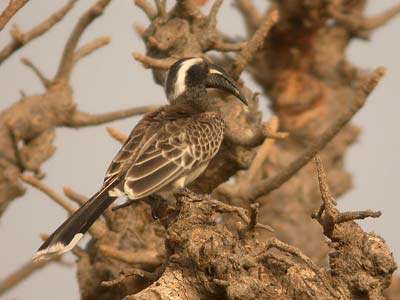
[0,1,399,299]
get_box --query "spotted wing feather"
[123,111,224,199]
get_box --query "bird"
[33,57,248,261]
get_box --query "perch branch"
[106,127,128,143]
[231,8,279,78]
[0,0,76,65]
[207,0,223,29]
[101,267,160,287]
[155,0,167,19]
[99,245,163,267]
[55,0,112,81]
[73,36,111,63]
[20,57,50,87]
[63,105,158,127]
[245,67,385,202]
[0,0,30,31]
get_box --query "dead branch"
[234,0,261,33]
[63,186,88,206]
[0,0,30,31]
[0,256,59,296]
[20,57,50,87]
[132,52,172,69]
[245,67,385,202]
[101,267,160,287]
[207,0,223,30]
[134,0,157,20]
[0,0,76,65]
[20,174,76,215]
[55,0,112,81]
[106,127,128,143]
[99,245,163,267]
[73,36,111,63]
[63,105,158,127]
[231,9,279,79]
[173,0,203,19]
[19,174,106,238]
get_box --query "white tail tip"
[32,233,84,262]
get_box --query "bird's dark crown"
[165,57,248,107]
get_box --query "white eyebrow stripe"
[174,58,203,98]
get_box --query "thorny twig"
[0,0,30,31]
[0,0,77,65]
[244,67,386,202]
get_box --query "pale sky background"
[0,1,399,299]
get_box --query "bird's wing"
[122,111,224,199]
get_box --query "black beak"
[205,63,248,106]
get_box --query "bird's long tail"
[33,180,118,261]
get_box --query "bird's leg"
[145,195,170,219]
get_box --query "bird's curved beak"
[205,64,248,106]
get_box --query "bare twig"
[106,127,128,144]
[0,0,77,65]
[63,105,158,128]
[231,9,279,79]
[63,186,88,206]
[214,41,246,52]
[132,52,173,69]
[21,57,50,87]
[313,156,381,228]
[134,0,157,20]
[208,0,223,29]
[99,245,163,267]
[55,0,112,81]
[245,67,386,202]
[329,3,400,35]
[20,174,76,214]
[0,0,30,31]
[155,0,167,19]
[0,256,58,295]
[20,174,106,237]
[174,0,203,19]
[74,36,111,63]
[234,0,262,33]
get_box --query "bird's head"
[165,57,248,106]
